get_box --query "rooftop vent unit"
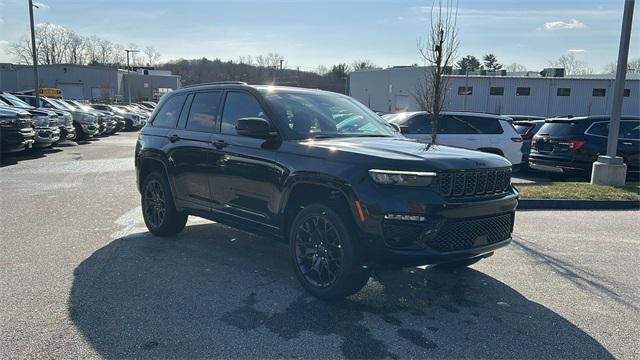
[540,68,565,78]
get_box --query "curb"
[518,199,640,210]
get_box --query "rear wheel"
[289,204,371,300]
[141,172,188,236]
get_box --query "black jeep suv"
[135,83,518,299]
[529,115,640,176]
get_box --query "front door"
[212,91,285,228]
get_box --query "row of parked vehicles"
[0,92,157,154]
[382,111,639,177]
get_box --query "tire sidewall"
[141,172,185,236]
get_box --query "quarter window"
[516,87,530,96]
[152,94,186,128]
[490,87,504,96]
[458,86,473,95]
[557,88,571,96]
[221,92,267,135]
[593,88,606,97]
[186,91,222,132]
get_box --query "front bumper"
[33,127,60,148]
[60,125,76,140]
[354,182,518,267]
[81,123,99,136]
[1,126,36,153]
[528,154,591,173]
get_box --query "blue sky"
[0,0,638,72]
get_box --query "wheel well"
[139,158,167,186]
[283,183,354,238]
[478,148,504,157]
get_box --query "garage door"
[57,83,84,100]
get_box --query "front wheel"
[289,204,371,300]
[141,172,188,236]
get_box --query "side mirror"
[235,117,276,139]
[389,122,401,132]
[399,125,409,134]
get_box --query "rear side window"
[221,92,266,135]
[440,115,503,134]
[186,91,222,132]
[402,114,432,134]
[153,94,186,128]
[585,122,609,137]
[439,115,477,134]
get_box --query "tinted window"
[557,88,571,96]
[463,116,503,134]
[186,92,222,132]
[586,122,609,137]
[153,94,186,128]
[402,114,432,134]
[458,86,472,95]
[439,115,477,134]
[537,122,582,137]
[513,124,533,135]
[620,121,640,140]
[516,87,530,96]
[221,92,266,135]
[593,88,606,97]
[490,87,504,96]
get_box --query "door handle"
[213,139,229,149]
[167,134,180,143]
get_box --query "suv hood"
[296,137,512,170]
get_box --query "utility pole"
[28,0,40,107]
[591,0,635,186]
[124,49,139,104]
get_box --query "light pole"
[591,0,635,186]
[28,0,40,107]
[124,49,139,104]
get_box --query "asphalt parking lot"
[1,132,639,359]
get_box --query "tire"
[436,255,487,270]
[125,120,133,131]
[141,172,188,236]
[289,204,371,300]
[74,123,85,141]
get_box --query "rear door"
[169,91,224,210]
[437,114,480,149]
[619,120,640,173]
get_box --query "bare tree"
[9,35,34,64]
[144,46,161,67]
[111,43,126,66]
[316,65,329,75]
[505,62,527,72]
[351,59,378,71]
[414,0,459,144]
[605,57,640,73]
[548,53,592,75]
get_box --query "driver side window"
[221,92,267,135]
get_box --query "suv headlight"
[368,169,437,186]
[0,116,18,126]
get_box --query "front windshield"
[513,124,532,135]
[69,100,93,112]
[1,93,32,108]
[54,99,77,111]
[265,92,396,139]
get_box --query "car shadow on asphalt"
[0,148,62,167]
[68,222,611,359]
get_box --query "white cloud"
[568,49,587,53]
[544,19,586,30]
[33,2,49,9]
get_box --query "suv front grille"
[423,213,514,252]
[439,168,511,199]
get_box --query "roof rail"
[180,81,247,89]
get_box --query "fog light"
[384,214,426,222]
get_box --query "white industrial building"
[349,66,640,117]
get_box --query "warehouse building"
[349,66,640,117]
[0,63,181,102]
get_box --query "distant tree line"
[9,23,161,67]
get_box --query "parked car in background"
[49,98,99,141]
[529,115,640,176]
[0,105,36,153]
[0,92,60,148]
[384,111,524,169]
[139,101,157,110]
[135,83,517,299]
[13,94,76,142]
[512,119,546,167]
[63,100,108,136]
[88,104,127,132]
[504,115,546,122]
[111,105,146,130]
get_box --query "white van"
[384,111,524,167]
